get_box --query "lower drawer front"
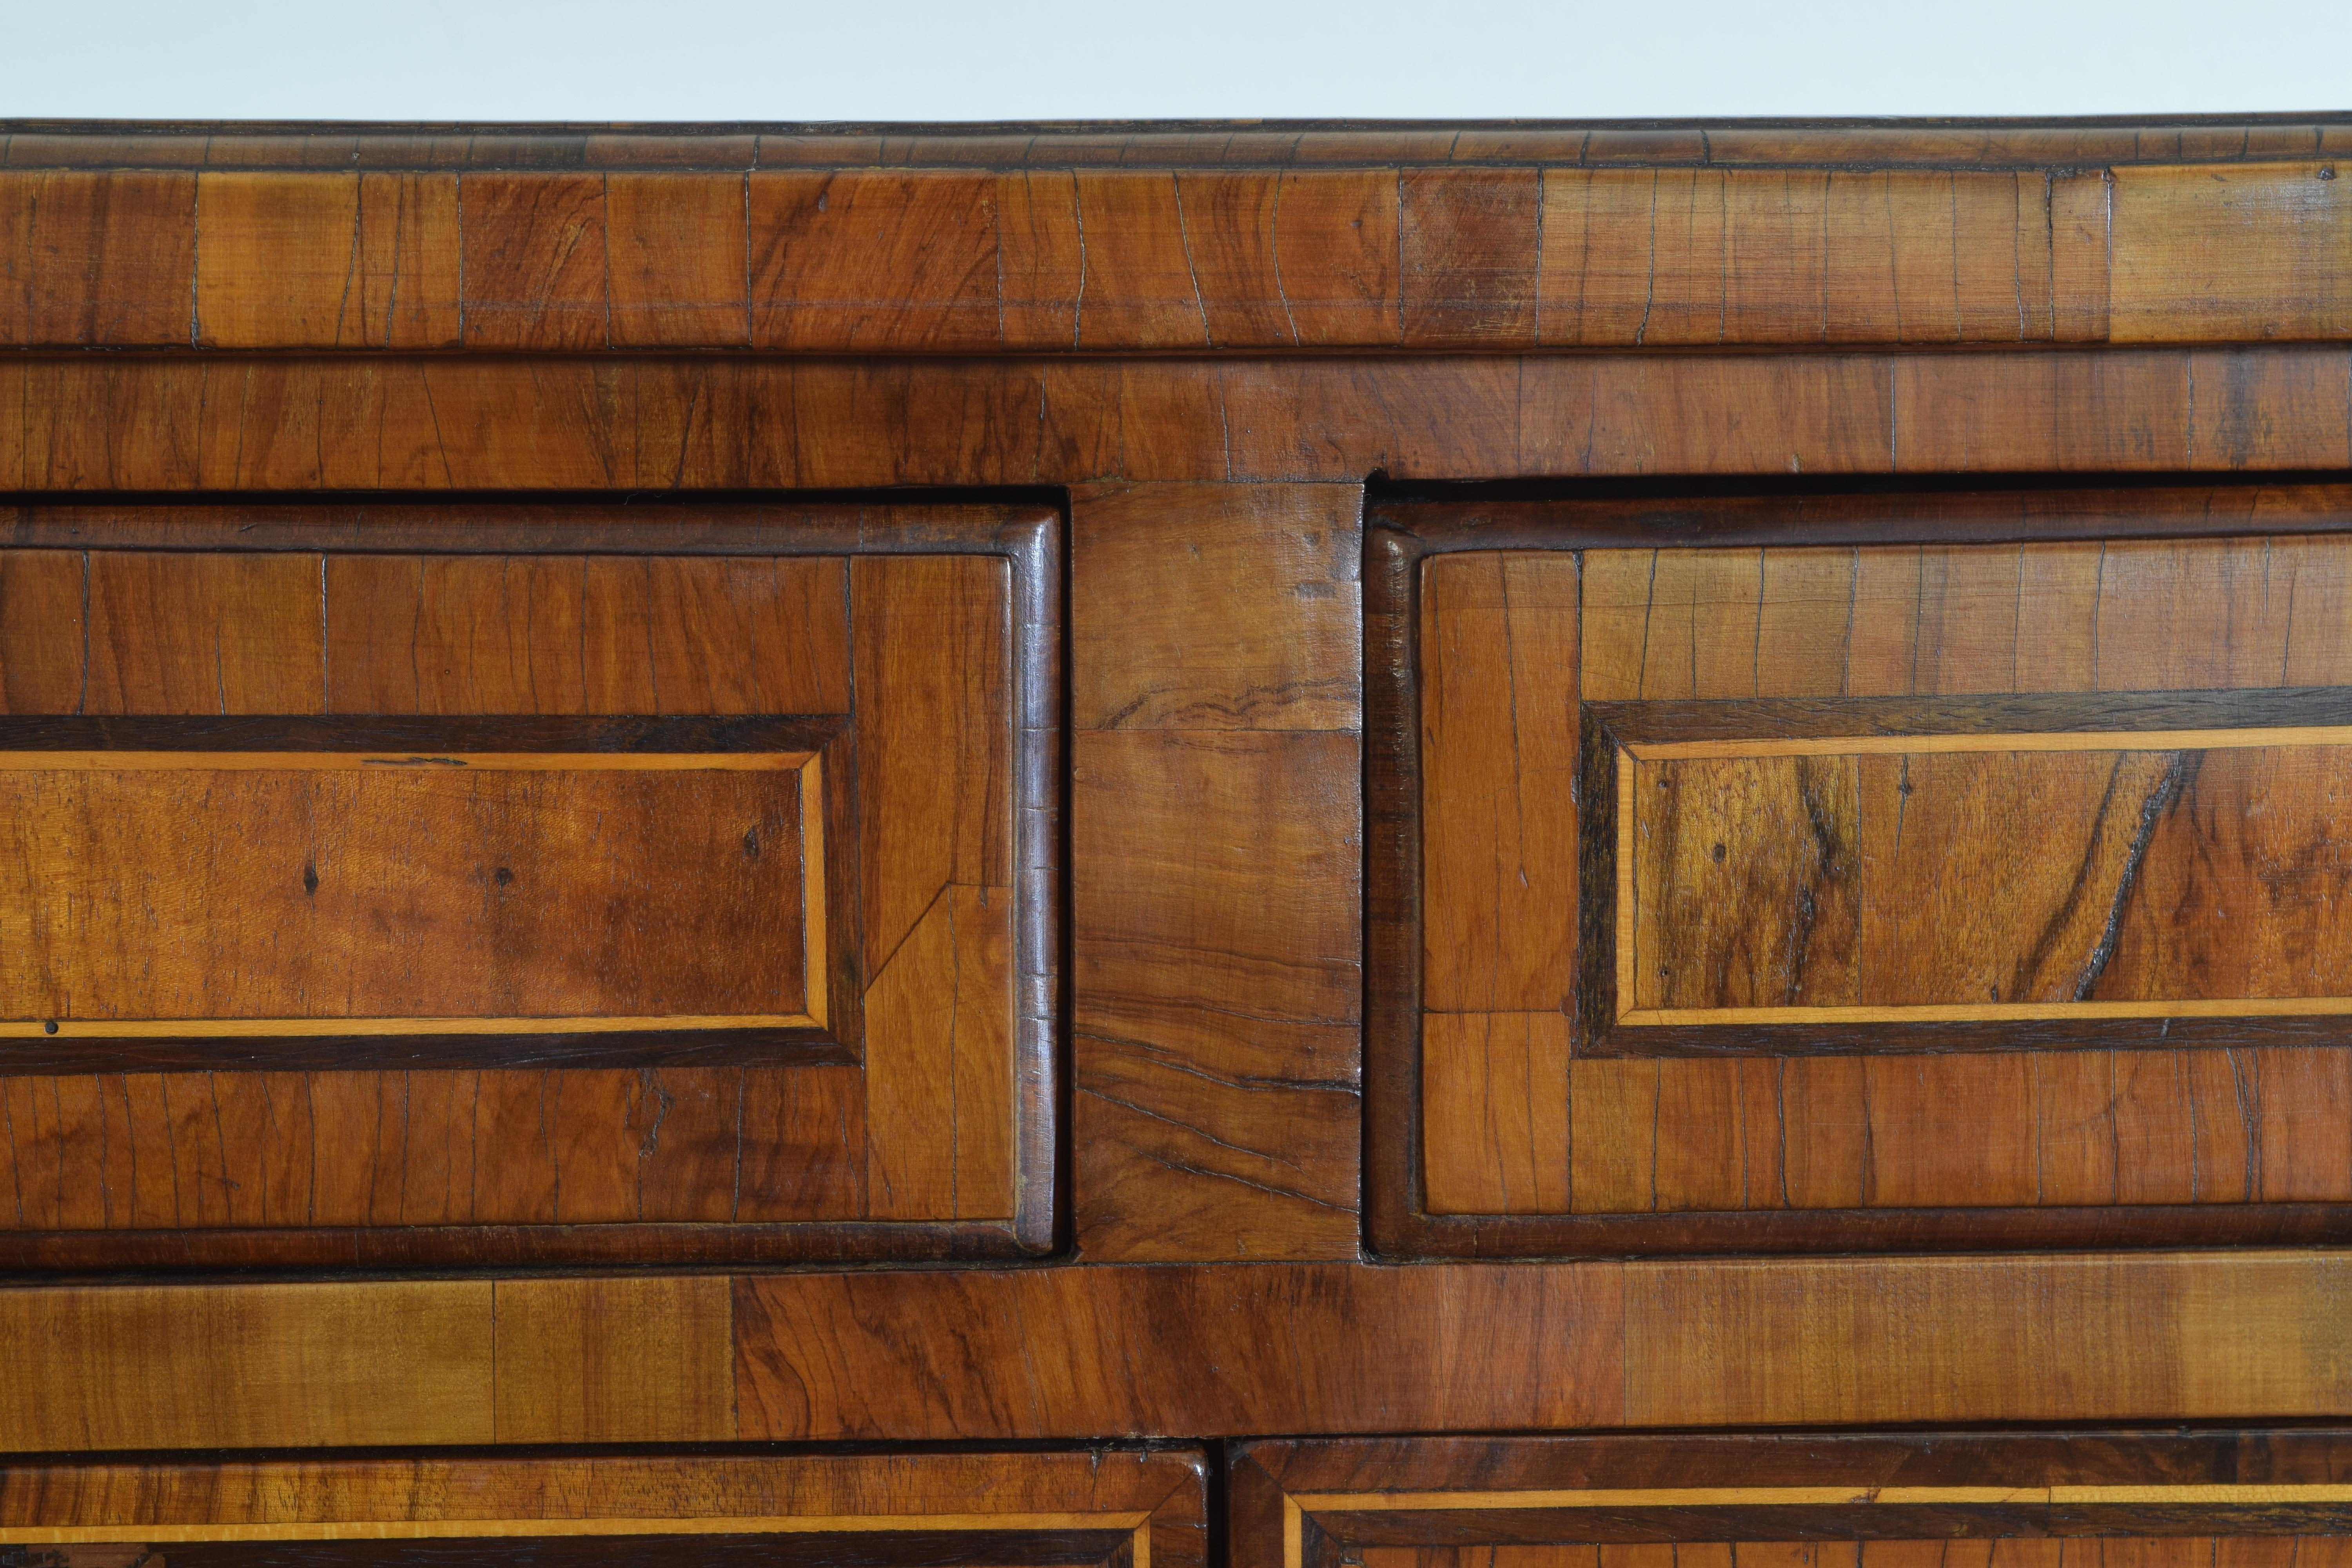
[1238,1432,2352,1568]
[0,1452,1205,1568]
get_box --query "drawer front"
[1234,1432,2352,1568]
[0,501,1057,1266]
[1370,488,2352,1253]
[0,1450,1204,1568]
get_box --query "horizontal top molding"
[5,118,2350,171]
[0,136,2344,353]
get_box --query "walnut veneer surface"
[2,116,2350,1562]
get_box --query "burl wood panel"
[1628,740,2352,1019]
[1232,1432,2352,1568]
[1387,521,2352,1252]
[0,757,811,1027]
[0,1449,1207,1568]
[0,511,1048,1267]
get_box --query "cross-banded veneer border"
[1363,483,2352,1258]
[0,497,1063,1269]
[1237,1432,2352,1568]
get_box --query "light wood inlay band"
[0,1512,1153,1547]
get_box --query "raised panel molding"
[0,501,1060,1267]
[1370,486,2352,1254]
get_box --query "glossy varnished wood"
[1372,499,2352,1255]
[0,1448,1208,1568]
[2,124,2348,350]
[0,742,820,1033]
[1232,1431,2352,1568]
[0,503,1058,1267]
[7,1252,2352,1446]
[1071,483,1364,1260]
[5,348,2352,492]
[7,119,2351,1467]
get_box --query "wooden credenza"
[4,119,2352,1561]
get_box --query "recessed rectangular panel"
[1598,718,2352,1051]
[1367,497,2352,1254]
[2,748,821,1043]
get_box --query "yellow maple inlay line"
[1623,726,2352,762]
[0,751,813,771]
[0,1013,821,1040]
[1622,994,2352,1027]
[0,1512,1152,1547]
[799,751,831,1029]
[0,746,832,1039]
[1615,750,1636,1021]
[1288,1484,2352,1510]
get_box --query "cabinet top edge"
[5,117,2350,172]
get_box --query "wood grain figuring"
[0,1281,494,1450]
[748,171,1005,350]
[1073,484,1362,732]
[460,174,609,348]
[1384,523,2352,1246]
[864,884,1018,1220]
[1073,731,1363,1260]
[728,1251,2352,1439]
[194,172,462,348]
[1071,480,1364,1261]
[1421,1012,1572,1214]
[734,1259,1627,1438]
[1402,169,1539,343]
[1620,733,2352,1025]
[1236,1432,2352,1568]
[0,754,814,1026]
[13,150,2347,347]
[0,1449,1205,1568]
[1580,537,2352,702]
[0,514,1052,1264]
[85,550,325,713]
[604,174,749,347]
[853,554,1020,1223]
[1416,553,1580,1215]
[5,1254,2352,1446]
[0,171,195,345]
[491,1276,736,1443]
[18,119,2352,1446]
[5,348,2352,492]
[1420,554,1581,1013]
[2111,164,2350,342]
